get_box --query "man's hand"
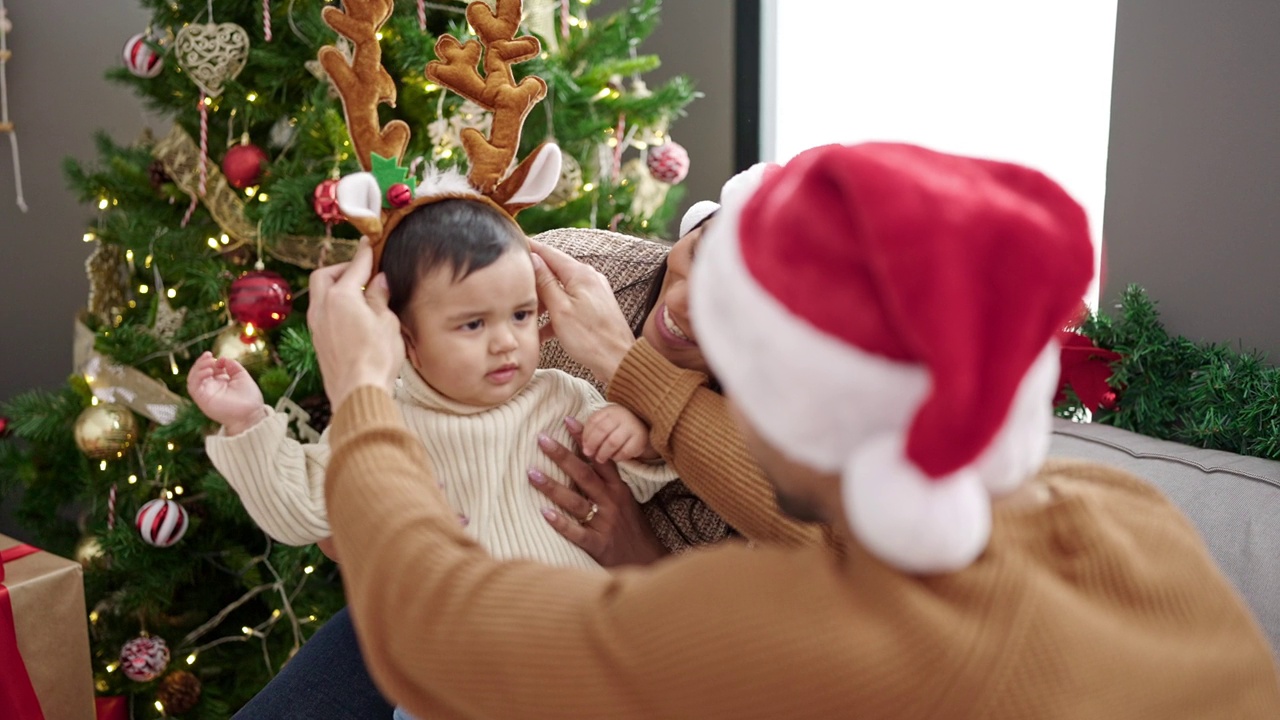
[187,352,269,436]
[306,239,405,410]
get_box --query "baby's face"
[401,247,540,407]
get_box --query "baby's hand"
[187,351,268,436]
[581,405,654,463]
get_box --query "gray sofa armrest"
[1050,418,1280,656]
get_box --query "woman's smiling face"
[641,221,712,374]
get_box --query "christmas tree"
[0,0,696,715]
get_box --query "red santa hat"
[690,143,1094,573]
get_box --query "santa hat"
[690,143,1093,574]
[680,200,721,238]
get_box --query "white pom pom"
[843,433,991,574]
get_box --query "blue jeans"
[234,606,395,719]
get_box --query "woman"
[233,207,823,718]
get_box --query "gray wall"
[0,0,156,403]
[1104,0,1280,359]
[0,0,736,404]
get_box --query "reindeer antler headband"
[319,0,562,269]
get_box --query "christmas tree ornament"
[173,22,249,98]
[268,115,297,148]
[119,635,170,682]
[622,158,668,218]
[147,268,188,344]
[221,139,268,190]
[73,403,138,460]
[148,159,172,191]
[647,140,690,184]
[136,498,189,547]
[229,270,293,330]
[212,325,271,372]
[85,243,132,324]
[122,32,164,78]
[75,534,105,568]
[260,0,273,42]
[544,152,582,206]
[156,671,202,716]
[313,178,343,224]
[0,414,8,438]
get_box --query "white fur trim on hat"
[680,200,720,238]
[413,165,480,200]
[843,434,991,573]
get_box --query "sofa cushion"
[1050,418,1280,655]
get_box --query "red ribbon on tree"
[0,542,45,720]
[1056,330,1122,411]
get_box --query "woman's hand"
[530,241,636,386]
[306,239,404,410]
[529,416,669,568]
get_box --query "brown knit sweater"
[327,383,1280,719]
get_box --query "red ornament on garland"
[122,33,164,78]
[387,182,413,208]
[222,142,268,190]
[1056,330,1123,411]
[136,498,189,548]
[647,140,690,184]
[313,178,344,224]
[229,271,293,331]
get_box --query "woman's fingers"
[539,506,596,552]
[529,468,596,520]
[536,433,606,498]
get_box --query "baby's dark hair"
[382,199,528,318]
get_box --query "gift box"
[1,534,95,719]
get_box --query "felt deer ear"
[321,0,556,270]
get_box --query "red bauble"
[222,143,269,190]
[647,141,690,184]
[122,33,164,78]
[229,271,293,331]
[387,182,413,208]
[313,179,343,224]
[0,416,9,438]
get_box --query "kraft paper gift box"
[0,534,95,720]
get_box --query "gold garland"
[152,125,356,269]
[73,319,190,426]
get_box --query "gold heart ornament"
[174,22,250,97]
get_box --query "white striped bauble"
[135,498,188,547]
[122,33,164,78]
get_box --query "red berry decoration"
[647,140,690,184]
[222,143,269,190]
[120,635,170,682]
[313,178,344,224]
[136,499,189,548]
[387,182,413,208]
[122,33,164,78]
[229,271,293,331]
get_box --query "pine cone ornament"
[156,670,202,715]
[297,395,332,433]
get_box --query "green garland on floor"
[1057,284,1280,459]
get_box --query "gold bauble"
[73,403,138,460]
[212,325,271,373]
[75,534,106,568]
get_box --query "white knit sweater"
[206,366,676,571]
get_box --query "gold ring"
[580,502,599,526]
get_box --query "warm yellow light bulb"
[167,288,177,299]
[304,565,315,574]
[138,284,149,294]
[174,486,184,495]
[82,232,96,243]
[583,183,595,192]
[98,198,109,210]
[246,92,258,102]
[128,474,138,484]
[186,654,197,665]
[208,237,220,249]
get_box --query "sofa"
[1049,418,1280,655]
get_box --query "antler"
[426,0,548,201]
[320,0,411,170]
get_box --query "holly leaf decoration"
[371,153,411,208]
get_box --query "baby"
[189,199,675,572]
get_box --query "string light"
[90,396,99,406]
[106,662,119,673]
[167,288,177,298]
[257,193,270,203]
[202,96,212,107]
[174,486,184,495]
[220,234,230,245]
[82,232,96,243]
[89,611,99,623]
[424,82,440,93]
[186,653,197,665]
[99,460,108,471]
[375,31,384,40]
[165,490,174,499]
[303,565,315,575]
[170,357,180,376]
[245,186,258,198]
[138,284,150,294]
[594,87,611,100]
[242,626,254,635]
[98,198,109,210]
[155,701,165,713]
[583,183,595,192]
[568,16,580,26]
[272,609,281,618]
[246,92,258,102]
[208,237,220,249]
[128,475,138,484]
[128,300,137,309]
[166,442,175,451]
[125,249,134,262]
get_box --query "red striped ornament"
[122,33,164,78]
[135,499,188,548]
[228,270,293,331]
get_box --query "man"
[307,143,1280,719]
